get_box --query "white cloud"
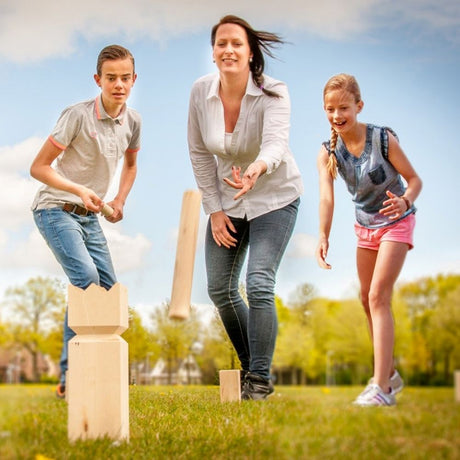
[0,137,43,228]
[287,232,317,258]
[1,0,458,63]
[101,223,153,273]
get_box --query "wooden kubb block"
[67,283,129,442]
[219,370,241,402]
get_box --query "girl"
[188,15,303,400]
[316,74,422,406]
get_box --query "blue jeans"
[205,198,299,381]
[33,208,117,385]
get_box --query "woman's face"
[213,23,253,77]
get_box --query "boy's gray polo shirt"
[32,95,141,210]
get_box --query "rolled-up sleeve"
[256,82,291,175]
[188,86,222,215]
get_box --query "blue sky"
[0,1,459,322]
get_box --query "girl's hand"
[223,161,267,200]
[380,190,409,220]
[210,211,238,248]
[316,237,331,269]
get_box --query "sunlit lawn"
[0,384,459,459]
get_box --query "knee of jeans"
[207,282,239,307]
[73,266,100,290]
[246,276,274,304]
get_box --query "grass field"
[0,384,459,459]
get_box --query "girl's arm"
[380,132,423,219]
[316,145,335,269]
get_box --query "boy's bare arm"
[105,150,138,222]
[30,138,104,213]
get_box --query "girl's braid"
[327,127,338,179]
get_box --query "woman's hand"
[210,211,238,248]
[223,160,267,200]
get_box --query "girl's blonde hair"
[323,73,362,179]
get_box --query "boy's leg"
[33,208,112,385]
[83,215,117,289]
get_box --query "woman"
[188,15,303,400]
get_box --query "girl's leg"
[359,241,408,392]
[356,247,377,339]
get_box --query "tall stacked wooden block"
[67,283,129,442]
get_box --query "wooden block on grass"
[220,370,241,402]
[67,283,129,442]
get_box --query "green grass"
[0,385,459,459]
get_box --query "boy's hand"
[103,200,124,223]
[80,187,104,213]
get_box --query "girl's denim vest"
[325,124,415,229]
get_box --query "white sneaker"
[367,370,404,394]
[353,384,396,407]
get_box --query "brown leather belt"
[62,203,93,216]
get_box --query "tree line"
[1,274,459,386]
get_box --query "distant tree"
[199,308,238,384]
[427,284,460,382]
[3,277,66,381]
[151,302,203,384]
[122,308,158,383]
[397,274,460,384]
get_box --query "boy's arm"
[105,149,138,223]
[30,138,104,212]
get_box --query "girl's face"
[212,23,253,77]
[324,89,363,134]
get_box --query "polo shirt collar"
[94,95,127,124]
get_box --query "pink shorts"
[354,213,416,251]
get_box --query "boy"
[30,44,141,398]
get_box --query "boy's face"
[94,58,137,111]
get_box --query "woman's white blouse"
[188,72,303,219]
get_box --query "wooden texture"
[67,283,129,442]
[219,370,241,402]
[101,204,114,217]
[169,190,201,320]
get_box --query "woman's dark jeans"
[205,198,299,380]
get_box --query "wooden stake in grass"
[67,283,129,442]
[219,370,241,402]
[169,190,201,320]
